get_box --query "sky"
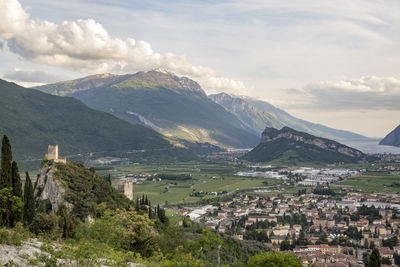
[0,0,399,137]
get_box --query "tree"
[247,251,302,267]
[0,187,24,227]
[57,203,76,238]
[382,257,391,265]
[368,248,381,267]
[280,239,291,251]
[296,231,308,246]
[0,135,12,189]
[9,161,23,226]
[394,252,400,266]
[83,209,156,256]
[23,172,35,226]
[0,136,23,227]
[11,162,22,198]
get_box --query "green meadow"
[340,172,400,193]
[97,161,283,205]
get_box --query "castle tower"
[45,145,66,163]
[46,145,59,160]
[117,179,134,200]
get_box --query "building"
[45,145,66,163]
[117,179,134,200]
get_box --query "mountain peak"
[131,70,205,96]
[150,68,173,75]
[82,73,116,80]
[379,124,400,147]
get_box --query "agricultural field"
[339,172,400,193]
[96,161,283,205]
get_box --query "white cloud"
[285,76,400,111]
[3,68,68,83]
[0,0,248,94]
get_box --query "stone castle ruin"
[117,179,134,200]
[45,145,66,163]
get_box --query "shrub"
[0,222,31,245]
[29,213,60,239]
[247,251,302,267]
[78,209,156,257]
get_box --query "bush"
[247,251,302,267]
[29,213,60,239]
[0,222,31,245]
[78,209,156,257]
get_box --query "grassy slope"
[75,79,259,147]
[0,79,171,161]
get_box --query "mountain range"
[36,70,260,148]
[210,93,365,141]
[0,79,175,164]
[35,70,365,149]
[243,126,369,165]
[379,125,400,147]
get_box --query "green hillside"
[243,126,369,165]
[0,79,173,163]
[36,70,259,148]
[36,161,133,219]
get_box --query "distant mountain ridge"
[0,79,173,164]
[210,92,366,141]
[243,126,369,164]
[35,70,259,148]
[209,93,283,136]
[35,70,366,148]
[379,125,400,147]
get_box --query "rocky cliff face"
[243,126,369,164]
[261,127,363,158]
[34,162,72,213]
[209,93,283,136]
[380,125,400,147]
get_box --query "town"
[170,189,400,267]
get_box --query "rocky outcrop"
[261,127,363,158]
[34,162,72,213]
[243,126,369,164]
[0,238,139,266]
[0,239,48,266]
[380,125,400,147]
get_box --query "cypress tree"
[0,135,13,189]
[11,161,22,197]
[9,161,23,226]
[57,203,75,238]
[23,172,35,225]
[368,248,381,267]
